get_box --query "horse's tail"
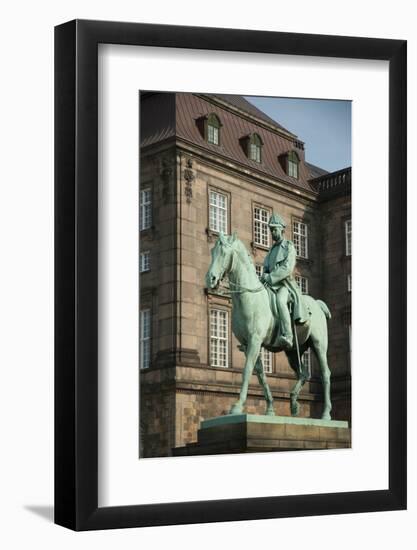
[316,299,331,320]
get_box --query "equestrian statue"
[205,213,333,420]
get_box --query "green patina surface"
[201,414,349,430]
[205,220,334,421]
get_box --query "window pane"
[249,143,261,162]
[140,251,150,273]
[295,275,308,294]
[208,124,219,145]
[293,221,308,258]
[302,349,311,376]
[345,220,352,255]
[140,189,152,230]
[288,159,298,178]
[254,206,270,247]
[260,347,272,374]
[210,309,229,368]
[209,190,228,233]
[140,309,151,369]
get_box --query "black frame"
[55,19,407,531]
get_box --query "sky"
[246,96,351,173]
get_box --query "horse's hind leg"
[312,341,332,420]
[254,355,275,416]
[287,351,307,417]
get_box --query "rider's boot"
[278,303,293,350]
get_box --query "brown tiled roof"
[175,93,314,192]
[212,94,295,136]
[306,162,329,179]
[140,92,176,148]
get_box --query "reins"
[227,281,265,294]
[219,248,265,295]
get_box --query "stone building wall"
[319,186,352,421]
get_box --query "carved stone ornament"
[183,158,196,203]
[159,156,174,201]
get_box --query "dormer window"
[207,113,221,145]
[279,150,300,179]
[196,113,222,145]
[240,133,263,163]
[249,133,262,163]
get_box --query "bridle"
[216,243,265,295]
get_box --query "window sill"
[251,241,270,253]
[205,287,232,300]
[140,226,156,239]
[206,227,224,242]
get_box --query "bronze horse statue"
[206,232,332,419]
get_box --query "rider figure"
[260,213,308,350]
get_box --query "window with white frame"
[295,275,308,294]
[293,220,308,258]
[260,347,273,374]
[140,309,151,369]
[140,188,152,230]
[140,251,150,273]
[253,206,270,247]
[209,190,228,234]
[345,219,352,256]
[347,273,352,292]
[255,264,263,278]
[209,309,228,368]
[302,348,311,374]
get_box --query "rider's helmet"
[268,213,286,229]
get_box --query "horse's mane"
[233,237,257,274]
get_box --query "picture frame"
[55,19,406,531]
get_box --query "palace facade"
[139,92,351,457]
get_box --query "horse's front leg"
[230,337,261,414]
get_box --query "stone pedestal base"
[172,414,351,456]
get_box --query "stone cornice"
[140,138,319,208]
[174,384,349,402]
[140,361,351,383]
[175,139,318,207]
[140,137,176,159]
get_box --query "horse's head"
[205,231,237,290]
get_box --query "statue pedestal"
[172,414,351,456]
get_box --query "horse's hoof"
[230,403,243,415]
[321,413,331,421]
[266,406,275,416]
[290,402,299,416]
